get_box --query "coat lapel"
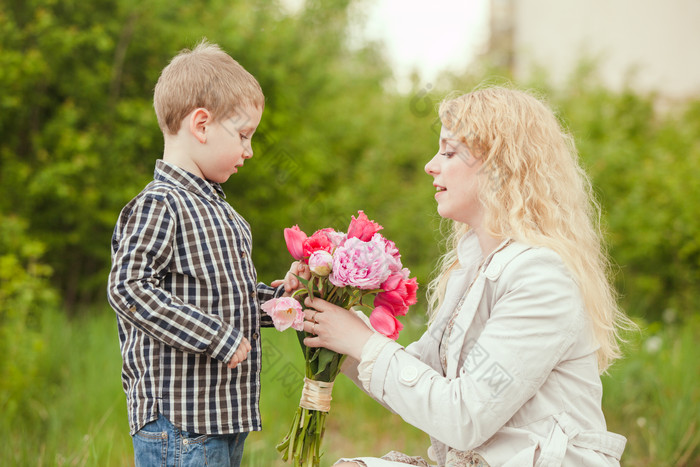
[445,240,532,380]
[446,273,487,380]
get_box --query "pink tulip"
[261,297,304,332]
[374,291,408,316]
[347,211,383,242]
[284,225,308,260]
[374,273,418,316]
[404,277,418,306]
[369,306,403,340]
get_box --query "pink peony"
[261,297,304,332]
[303,228,335,258]
[325,230,347,248]
[371,233,402,273]
[284,225,308,260]
[308,250,333,276]
[347,211,383,242]
[329,237,393,290]
[369,306,403,340]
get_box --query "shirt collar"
[154,159,227,200]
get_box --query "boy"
[108,40,291,466]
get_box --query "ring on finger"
[311,310,318,322]
[312,322,317,335]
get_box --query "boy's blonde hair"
[154,39,264,135]
[426,86,636,372]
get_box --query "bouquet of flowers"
[261,211,418,467]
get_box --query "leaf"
[314,348,339,377]
[292,273,311,289]
[353,304,373,315]
[308,347,320,363]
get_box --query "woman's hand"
[302,296,375,360]
[271,261,311,296]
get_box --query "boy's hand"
[227,337,251,369]
[271,261,311,297]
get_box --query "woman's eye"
[240,133,249,140]
[439,152,455,158]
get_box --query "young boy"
[108,40,291,466]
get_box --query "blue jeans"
[132,413,249,467]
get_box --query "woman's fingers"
[304,296,342,313]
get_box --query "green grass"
[602,316,700,466]
[2,309,699,466]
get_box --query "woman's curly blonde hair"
[426,86,635,372]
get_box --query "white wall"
[511,0,700,98]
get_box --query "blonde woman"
[301,86,633,466]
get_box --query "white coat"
[342,232,626,466]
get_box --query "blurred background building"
[489,0,700,99]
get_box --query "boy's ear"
[190,108,211,144]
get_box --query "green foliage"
[4,0,696,323]
[1,1,699,464]
[0,0,440,308]
[0,213,59,426]
[551,74,700,321]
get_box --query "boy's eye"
[240,133,249,140]
[439,152,455,158]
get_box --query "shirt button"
[241,251,247,258]
[251,291,257,298]
[252,332,259,341]
[128,305,137,312]
[228,213,234,220]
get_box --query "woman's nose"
[424,153,440,175]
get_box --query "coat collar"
[456,230,514,275]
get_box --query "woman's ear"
[189,108,211,144]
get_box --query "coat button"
[400,366,419,383]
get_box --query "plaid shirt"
[108,160,281,436]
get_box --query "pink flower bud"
[308,250,333,276]
[284,225,308,260]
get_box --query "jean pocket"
[181,434,210,467]
[133,428,168,467]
